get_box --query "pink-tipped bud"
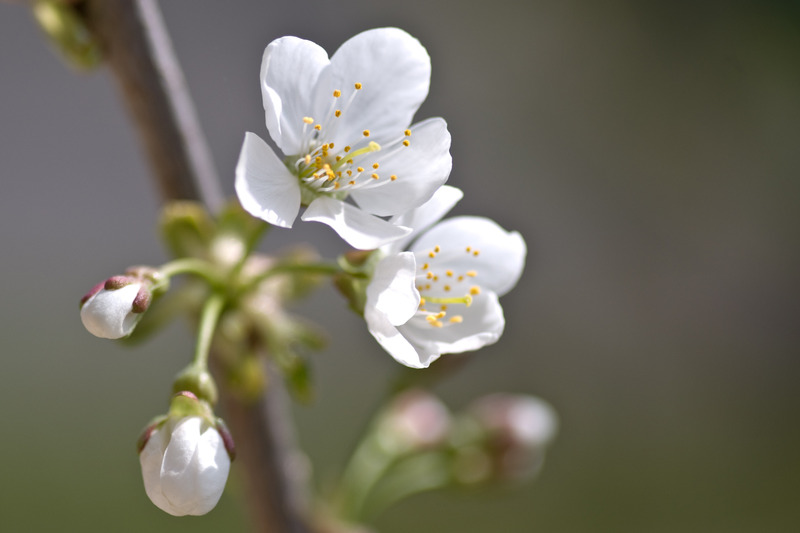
[378,389,451,454]
[80,272,155,339]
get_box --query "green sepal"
[172,364,219,406]
[159,201,216,260]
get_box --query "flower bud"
[376,389,451,455]
[138,393,234,516]
[467,394,558,481]
[80,277,150,339]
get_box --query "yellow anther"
[466,270,478,277]
[449,315,463,324]
[357,166,364,172]
[333,89,342,97]
[428,251,436,258]
[466,246,471,252]
[470,286,481,295]
[336,155,342,162]
[371,173,379,179]
[425,284,431,290]
[348,180,355,185]
[329,143,334,149]
[433,275,439,281]
[434,245,441,253]
[304,155,311,164]
[335,110,342,117]
[426,271,434,279]
[435,311,446,319]
[444,285,452,292]
[419,297,426,306]
[473,250,480,256]
[404,129,412,136]
[315,157,322,164]
[402,139,410,147]
[303,116,314,124]
[363,130,370,137]
[344,146,351,152]
[390,175,397,181]
[347,170,353,176]
[334,182,340,189]
[440,304,448,311]
[426,315,437,323]
[346,159,353,164]
[457,275,464,281]
[372,163,379,169]
[422,263,429,270]
[446,270,453,277]
[354,82,362,90]
[314,124,322,131]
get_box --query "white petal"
[365,305,440,369]
[140,426,171,514]
[80,283,141,339]
[319,28,431,147]
[235,132,301,228]
[260,37,329,154]
[301,197,411,250]
[400,291,505,355]
[383,185,463,254]
[160,417,202,516]
[411,216,527,296]
[350,118,452,217]
[366,252,420,326]
[187,426,230,516]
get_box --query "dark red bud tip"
[132,286,152,313]
[79,281,105,307]
[137,424,158,454]
[174,390,199,402]
[216,418,236,461]
[104,275,134,290]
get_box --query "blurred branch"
[80,1,311,531]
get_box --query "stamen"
[404,129,411,136]
[363,130,370,137]
[333,90,342,98]
[466,270,478,277]
[402,140,410,147]
[314,124,322,131]
[449,316,463,323]
[371,173,379,179]
[303,117,314,124]
[372,163,379,169]
[470,286,481,295]
[390,175,397,181]
[354,82,362,90]
[335,110,342,117]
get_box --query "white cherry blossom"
[365,188,526,368]
[236,27,452,249]
[139,415,231,516]
[80,278,148,339]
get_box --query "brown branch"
[82,1,311,531]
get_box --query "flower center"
[287,82,412,197]
[414,244,482,328]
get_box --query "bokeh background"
[2,1,799,531]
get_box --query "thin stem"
[193,292,225,370]
[160,257,221,285]
[242,262,346,294]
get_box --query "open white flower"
[365,187,526,368]
[139,415,232,516]
[236,27,452,249]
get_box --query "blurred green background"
[2,1,799,531]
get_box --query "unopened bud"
[377,389,451,454]
[80,278,150,339]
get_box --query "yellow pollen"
[402,140,410,147]
[440,304,448,311]
[470,286,481,295]
[434,245,441,253]
[372,163,379,169]
[334,182,340,189]
[303,116,314,124]
[354,82,362,90]
[346,159,353,164]
[426,316,444,328]
[357,166,364,172]
[467,270,478,277]
[333,90,341,97]
[435,311,446,319]
[473,250,480,256]
[449,316,464,323]
[425,284,431,290]
[304,155,311,164]
[444,285,451,292]
[344,146,351,152]
[419,297,426,306]
[390,175,397,181]
[426,271,434,279]
[348,180,355,185]
[347,170,353,176]
[457,275,464,281]
[371,173,379,179]
[335,110,342,117]
[422,263,429,270]
[315,157,322,164]
[404,129,412,136]
[428,251,436,258]
[314,124,322,131]
[329,143,334,149]
[446,270,453,277]
[363,130,370,137]
[433,275,439,281]
[466,246,471,252]
[336,155,342,162]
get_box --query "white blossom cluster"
[237,28,527,368]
